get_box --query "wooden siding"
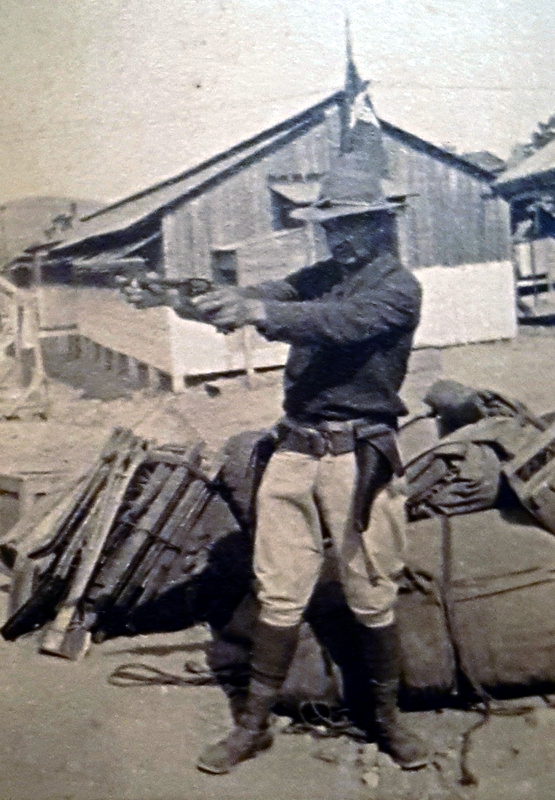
[235,228,321,285]
[384,136,510,268]
[54,100,516,389]
[77,288,174,373]
[160,108,509,285]
[515,237,555,280]
[160,111,338,283]
[37,285,79,332]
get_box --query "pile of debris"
[1,427,252,659]
[1,381,555,710]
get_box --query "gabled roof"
[496,138,555,192]
[379,119,497,181]
[51,90,500,257]
[52,92,342,255]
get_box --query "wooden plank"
[125,455,225,608]
[83,462,173,613]
[38,489,106,658]
[93,444,205,634]
[40,435,149,659]
[404,147,421,268]
[129,479,213,606]
[29,428,131,561]
[0,434,139,642]
[162,209,190,279]
[5,483,83,616]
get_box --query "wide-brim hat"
[291,152,407,223]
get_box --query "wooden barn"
[35,83,514,392]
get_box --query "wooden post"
[147,365,162,391]
[241,326,255,389]
[531,203,540,313]
[170,370,184,393]
[14,303,25,388]
[0,268,48,417]
[116,352,129,377]
[126,356,141,386]
[29,291,46,387]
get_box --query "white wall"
[413,260,517,347]
[168,316,288,377]
[168,260,518,378]
[71,261,517,386]
[77,288,174,373]
[75,286,289,380]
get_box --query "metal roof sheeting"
[52,93,341,255]
[50,89,500,257]
[497,139,555,189]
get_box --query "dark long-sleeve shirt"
[245,253,422,425]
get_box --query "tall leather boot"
[196,620,299,774]
[305,581,369,733]
[206,593,259,725]
[358,622,428,770]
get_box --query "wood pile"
[1,427,252,660]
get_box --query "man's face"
[322,212,394,266]
[322,215,371,266]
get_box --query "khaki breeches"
[253,450,407,628]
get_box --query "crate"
[503,422,555,533]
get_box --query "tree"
[507,113,555,168]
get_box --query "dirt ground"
[0,328,554,800]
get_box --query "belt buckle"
[309,429,327,458]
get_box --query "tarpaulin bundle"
[405,440,501,519]
[205,504,555,711]
[405,381,555,529]
[397,508,555,701]
[422,380,547,435]
[206,425,555,706]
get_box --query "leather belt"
[277,422,354,457]
[276,417,395,459]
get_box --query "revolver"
[112,266,214,320]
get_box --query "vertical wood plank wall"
[383,134,510,269]
[160,111,338,282]
[160,107,510,287]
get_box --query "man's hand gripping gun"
[113,266,213,321]
[114,265,264,333]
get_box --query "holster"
[353,440,395,533]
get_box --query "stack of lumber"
[1,427,246,659]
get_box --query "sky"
[0,0,553,205]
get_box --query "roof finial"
[338,16,388,175]
[344,14,366,103]
[345,13,353,62]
